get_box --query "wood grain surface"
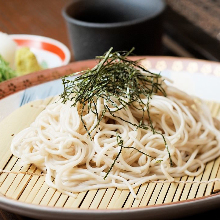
[0,0,72,47]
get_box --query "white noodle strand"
[10,87,220,197]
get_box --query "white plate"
[10,34,71,68]
[0,57,220,219]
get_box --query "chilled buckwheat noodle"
[11,50,220,198]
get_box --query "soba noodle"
[11,83,220,197]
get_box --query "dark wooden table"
[0,0,220,219]
[0,0,72,60]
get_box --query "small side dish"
[0,32,43,82]
[0,32,71,82]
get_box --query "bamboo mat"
[0,98,220,209]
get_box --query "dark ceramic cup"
[62,0,165,61]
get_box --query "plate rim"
[0,189,220,219]
[1,55,220,101]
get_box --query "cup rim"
[62,0,166,28]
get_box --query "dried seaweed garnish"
[60,47,172,177]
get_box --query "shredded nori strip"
[60,47,172,178]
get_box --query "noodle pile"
[11,85,220,197]
[10,50,220,197]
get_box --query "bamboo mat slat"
[10,166,35,200]
[0,157,17,188]
[107,189,122,209]
[32,181,50,205]
[196,161,214,198]
[171,176,187,202]
[40,187,57,206]
[0,99,220,210]
[148,183,163,205]
[155,182,171,205]
[123,187,140,208]
[63,196,76,208]
[80,190,97,209]
[71,191,87,208]
[18,168,42,202]
[187,174,203,200]
[139,183,156,207]
[179,176,194,201]
[132,184,148,207]
[55,194,69,207]
[25,175,45,204]
[0,158,19,195]
[98,188,116,209]
[112,190,130,208]
[89,189,107,209]
[206,157,220,195]
[163,179,180,203]
[5,163,30,199]
[47,191,62,207]
[213,161,220,192]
